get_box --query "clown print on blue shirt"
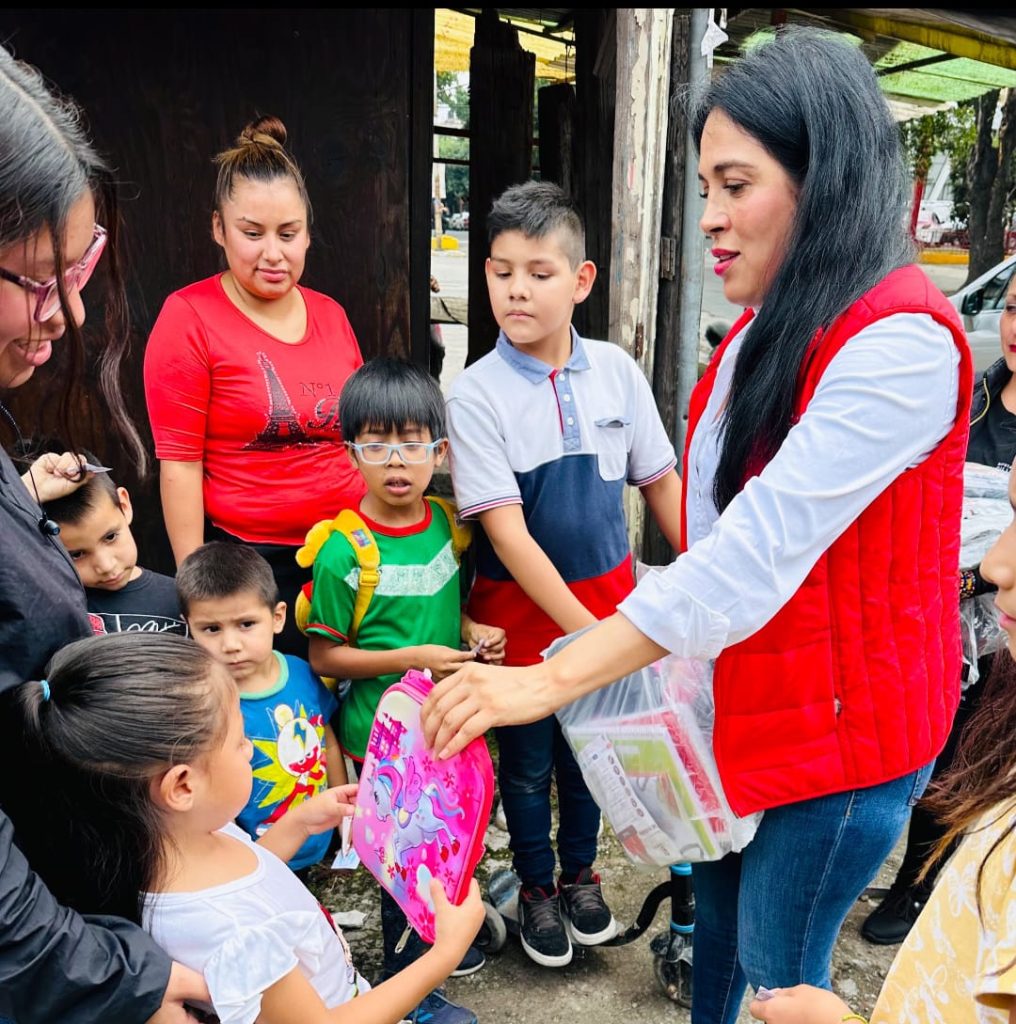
[236,651,339,870]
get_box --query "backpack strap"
[426,496,472,562]
[339,510,381,643]
[295,509,381,643]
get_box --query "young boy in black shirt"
[46,460,186,636]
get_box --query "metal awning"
[718,9,1016,119]
[435,9,575,81]
[435,9,1016,119]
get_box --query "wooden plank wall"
[465,10,535,367]
[609,9,675,559]
[573,9,617,342]
[0,9,429,573]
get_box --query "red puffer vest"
[683,266,973,816]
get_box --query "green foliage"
[436,72,470,211]
[439,134,469,211]
[437,71,469,127]
[899,105,975,180]
[899,104,977,227]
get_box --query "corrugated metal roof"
[716,8,1016,118]
[436,9,575,81]
[435,8,1016,118]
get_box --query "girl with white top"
[1,632,482,1024]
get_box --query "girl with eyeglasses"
[0,44,208,1024]
[144,117,367,656]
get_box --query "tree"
[899,105,975,236]
[436,72,470,211]
[965,88,1016,283]
[967,90,1001,281]
[437,71,469,124]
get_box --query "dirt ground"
[309,768,903,1024]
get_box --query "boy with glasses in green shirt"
[303,357,504,1024]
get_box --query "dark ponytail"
[213,115,312,226]
[0,633,225,924]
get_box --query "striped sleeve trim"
[629,457,678,489]
[457,495,524,519]
[304,622,349,643]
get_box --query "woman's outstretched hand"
[420,661,555,759]
[749,985,852,1023]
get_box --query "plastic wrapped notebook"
[550,630,761,866]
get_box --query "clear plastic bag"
[549,627,762,867]
[960,463,1011,686]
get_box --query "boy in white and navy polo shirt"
[446,180,683,970]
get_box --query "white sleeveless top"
[143,823,369,1024]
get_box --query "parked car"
[449,210,469,230]
[948,252,1016,373]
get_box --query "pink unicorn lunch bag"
[351,669,494,943]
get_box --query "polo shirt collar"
[495,326,591,383]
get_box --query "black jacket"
[969,355,1010,427]
[0,447,170,1022]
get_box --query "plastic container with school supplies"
[350,668,494,943]
[549,629,761,866]
[959,462,1010,686]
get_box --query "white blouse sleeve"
[618,312,961,658]
[202,911,330,1024]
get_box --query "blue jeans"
[690,762,934,1024]
[495,716,602,888]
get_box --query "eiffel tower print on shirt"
[244,351,314,450]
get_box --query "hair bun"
[238,115,288,151]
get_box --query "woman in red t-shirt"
[144,116,366,654]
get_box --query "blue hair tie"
[39,679,51,702]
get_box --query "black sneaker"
[450,944,486,977]
[519,883,573,967]
[861,879,930,945]
[559,868,618,945]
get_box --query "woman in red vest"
[423,27,971,1024]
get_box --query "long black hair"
[0,46,146,470]
[692,28,914,511]
[0,633,227,924]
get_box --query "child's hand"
[430,878,485,970]
[462,622,507,665]
[289,784,359,836]
[414,644,478,680]
[749,985,853,1023]
[21,451,93,503]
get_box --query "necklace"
[226,272,304,342]
[0,398,62,536]
[229,273,249,308]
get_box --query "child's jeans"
[380,887,428,978]
[495,715,601,889]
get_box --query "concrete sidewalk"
[311,805,903,1023]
